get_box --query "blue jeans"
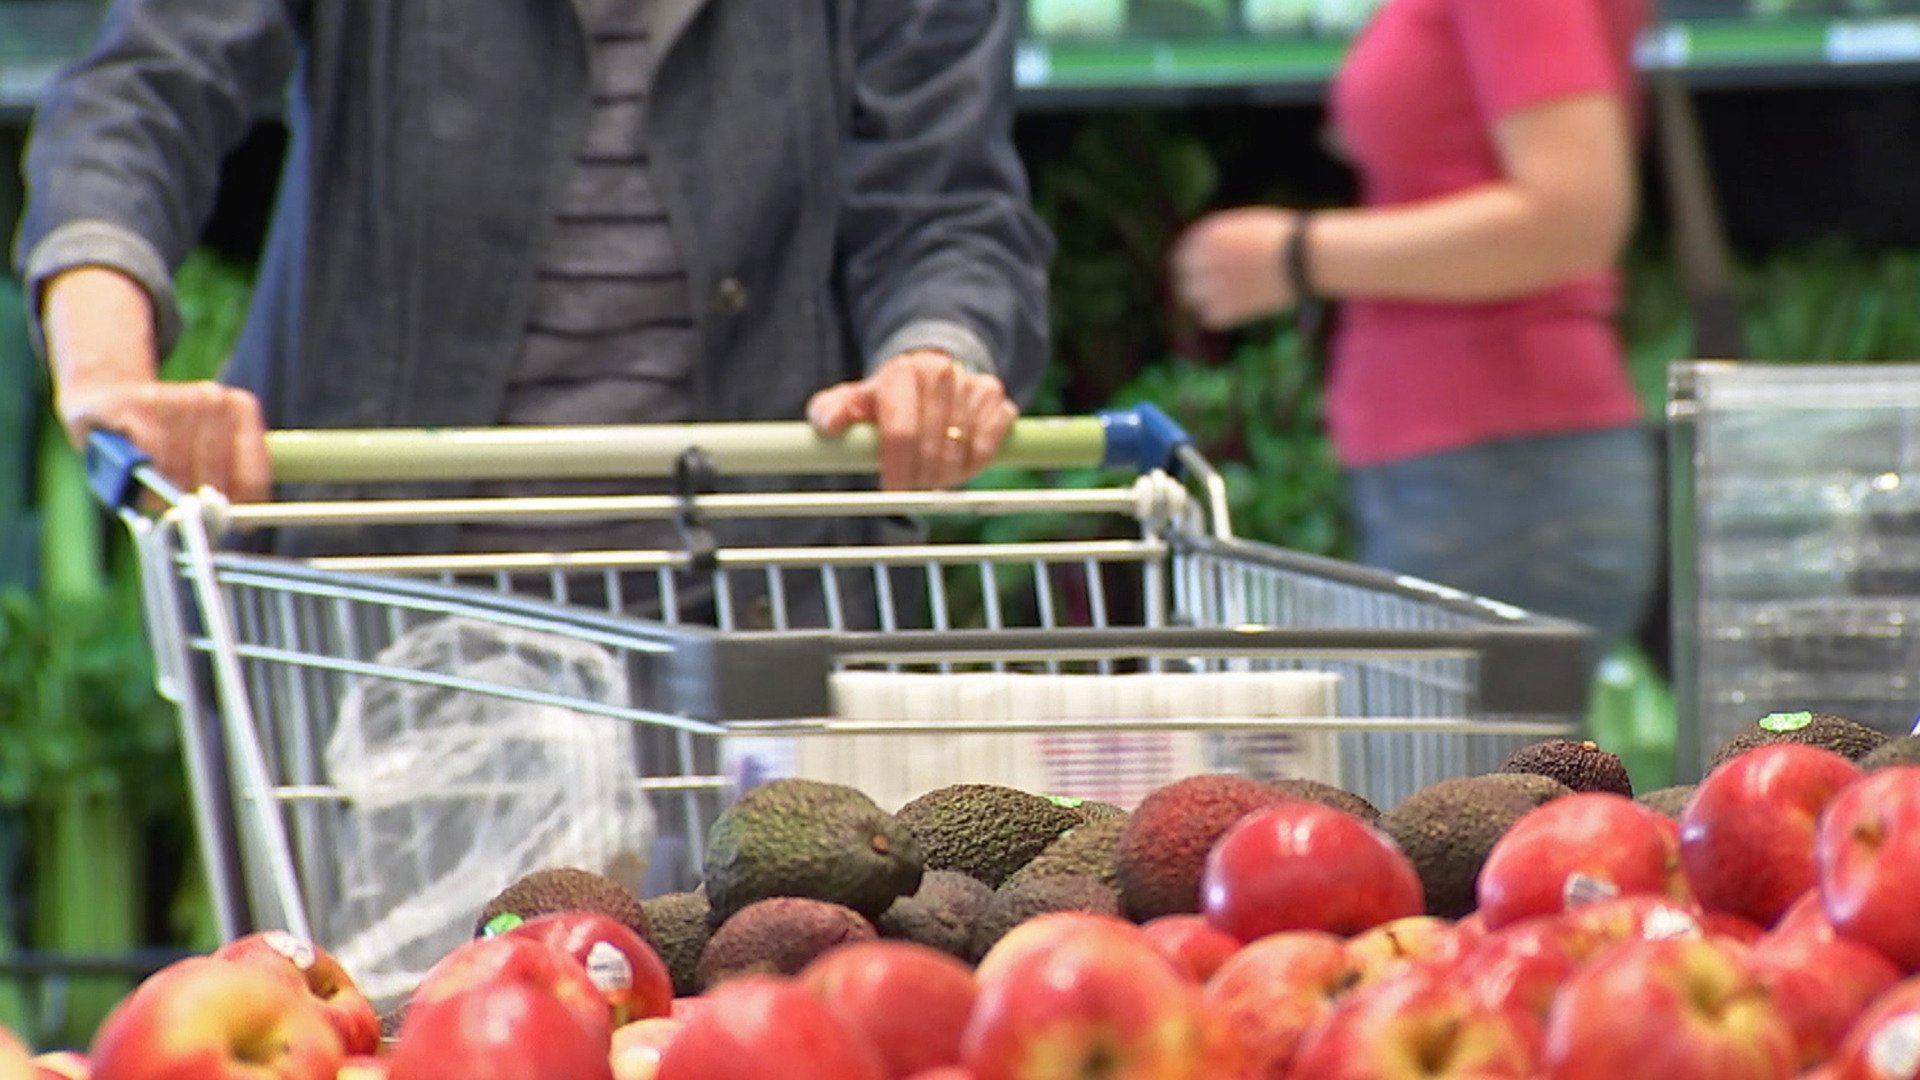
[1345,425,1662,665]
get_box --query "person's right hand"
[43,265,272,504]
[56,377,272,504]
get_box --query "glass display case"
[1669,361,1920,779]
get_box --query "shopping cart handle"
[85,429,155,511]
[255,408,1199,485]
[1097,403,1192,475]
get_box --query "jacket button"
[713,277,749,315]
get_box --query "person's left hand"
[807,349,1017,490]
[1170,207,1299,330]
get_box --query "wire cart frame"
[91,406,1591,1003]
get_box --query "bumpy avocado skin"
[702,778,923,927]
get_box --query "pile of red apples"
[6,750,1918,1080]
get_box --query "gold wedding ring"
[944,425,966,441]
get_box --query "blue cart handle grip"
[1096,402,1193,474]
[85,429,155,511]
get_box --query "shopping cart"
[89,404,1590,1005]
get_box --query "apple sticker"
[586,940,635,994]
[263,929,317,972]
[1868,1015,1920,1078]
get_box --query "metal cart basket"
[91,405,1590,1005]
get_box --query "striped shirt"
[470,0,694,561]
[506,0,695,429]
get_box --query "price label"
[1827,19,1920,65]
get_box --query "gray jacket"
[15,0,1052,434]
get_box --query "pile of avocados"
[451,708,1912,1001]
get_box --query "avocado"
[1378,773,1573,919]
[1499,739,1635,797]
[639,890,713,997]
[694,897,876,991]
[1862,734,1920,772]
[1272,777,1382,823]
[1043,794,1129,826]
[895,784,1084,888]
[1114,774,1289,922]
[1709,712,1889,772]
[1475,771,1576,806]
[1635,785,1696,821]
[701,778,923,927]
[1001,815,1126,892]
[969,873,1124,963]
[473,866,652,946]
[875,869,996,962]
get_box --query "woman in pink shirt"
[1170,0,1660,663]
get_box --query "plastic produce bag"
[321,617,657,1005]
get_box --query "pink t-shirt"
[1324,0,1650,467]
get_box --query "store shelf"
[1012,15,1920,104]
[9,3,1920,121]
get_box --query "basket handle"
[85,404,1192,505]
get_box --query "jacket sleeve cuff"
[869,317,998,379]
[21,219,182,361]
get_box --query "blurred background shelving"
[12,0,1920,118]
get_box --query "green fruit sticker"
[1042,795,1085,809]
[1761,711,1814,733]
[482,912,525,938]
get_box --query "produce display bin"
[90,405,1589,1005]
[1669,361,1920,781]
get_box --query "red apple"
[389,978,613,1080]
[88,956,344,1080]
[1767,888,1839,946]
[666,998,707,1024]
[902,1071,973,1080]
[1701,912,1766,945]
[1747,933,1902,1071]
[971,911,1142,986]
[1452,916,1595,1029]
[611,1018,683,1080]
[1818,766,1920,971]
[336,1056,389,1080]
[212,930,382,1056]
[28,1052,89,1080]
[1830,973,1920,1080]
[407,935,613,1046]
[1201,801,1423,943]
[502,912,674,1026]
[1345,916,1473,988]
[1542,937,1794,1080]
[798,941,978,1080]
[1288,964,1539,1080]
[1477,793,1690,931]
[0,1032,31,1080]
[1138,915,1243,984]
[1558,893,1705,950]
[656,975,886,1080]
[964,921,1212,1080]
[1679,743,1862,929]
[1202,930,1359,1080]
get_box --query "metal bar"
[175,495,314,941]
[718,715,1575,736]
[304,539,1166,575]
[267,774,732,802]
[219,486,1154,529]
[185,637,729,736]
[206,563,681,657]
[264,417,1109,484]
